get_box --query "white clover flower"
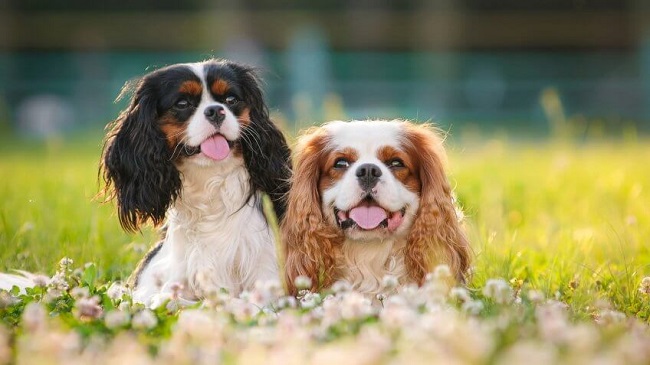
[165,299,182,312]
[497,341,557,365]
[58,257,73,271]
[149,292,173,310]
[0,291,18,308]
[638,277,650,295]
[595,309,626,326]
[339,292,374,320]
[461,299,484,315]
[450,287,471,302]
[259,279,284,297]
[396,283,425,307]
[527,290,545,304]
[44,289,63,303]
[246,279,283,308]
[227,298,261,322]
[320,296,342,327]
[117,300,131,312]
[536,301,570,342]
[106,282,130,301]
[132,309,157,330]
[432,264,452,280]
[174,309,220,340]
[294,275,313,290]
[422,280,450,304]
[31,274,50,287]
[74,296,103,320]
[104,310,130,329]
[300,292,321,309]
[331,280,352,293]
[22,302,47,332]
[276,296,298,309]
[380,301,417,328]
[48,272,69,292]
[168,282,184,301]
[381,275,399,290]
[482,279,514,304]
[70,286,90,300]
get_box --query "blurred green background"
[1,0,650,283]
[1,0,650,138]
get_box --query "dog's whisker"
[241,128,265,158]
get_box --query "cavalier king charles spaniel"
[100,59,291,307]
[282,120,470,296]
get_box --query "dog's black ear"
[234,65,292,221]
[100,77,181,232]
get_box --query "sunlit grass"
[451,138,650,319]
[0,135,156,280]
[1,131,650,363]
[1,133,648,320]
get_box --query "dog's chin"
[333,198,410,241]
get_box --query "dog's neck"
[336,237,410,296]
[163,156,274,297]
[172,157,251,220]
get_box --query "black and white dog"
[103,59,292,307]
[1,59,292,307]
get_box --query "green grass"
[451,139,650,319]
[1,133,648,319]
[0,134,156,281]
[1,132,650,363]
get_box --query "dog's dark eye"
[388,159,405,168]
[334,158,350,169]
[175,99,190,109]
[225,96,238,105]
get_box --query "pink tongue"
[200,134,230,161]
[349,205,388,230]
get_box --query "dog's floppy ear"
[232,63,292,221]
[401,123,471,283]
[100,76,181,232]
[281,128,342,294]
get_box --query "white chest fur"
[132,157,279,306]
[336,238,410,296]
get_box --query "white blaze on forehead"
[184,61,240,146]
[323,120,404,155]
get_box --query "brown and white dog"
[282,120,470,296]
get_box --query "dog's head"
[283,120,470,293]
[101,59,291,232]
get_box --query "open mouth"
[334,197,406,232]
[181,133,235,160]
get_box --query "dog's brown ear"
[400,123,471,284]
[281,128,341,294]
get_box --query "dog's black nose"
[356,163,382,190]
[204,105,226,124]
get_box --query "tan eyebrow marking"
[178,80,202,96]
[211,79,230,95]
[319,147,359,191]
[377,145,421,193]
